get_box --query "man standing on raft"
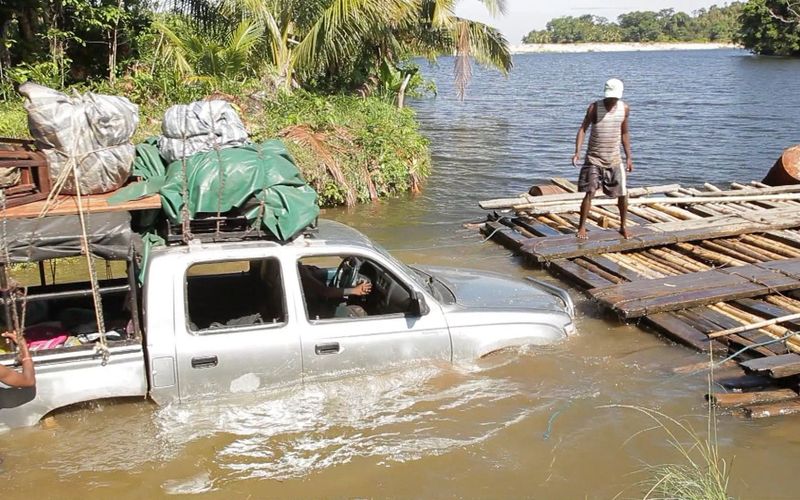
[572,78,633,239]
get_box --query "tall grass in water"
[604,403,730,500]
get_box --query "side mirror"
[410,292,430,317]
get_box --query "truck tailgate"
[0,341,147,431]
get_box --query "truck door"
[293,253,451,379]
[168,255,302,402]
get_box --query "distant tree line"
[522,4,744,44]
[522,1,800,56]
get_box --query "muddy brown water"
[3,50,800,498]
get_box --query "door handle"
[315,342,340,355]
[191,355,218,369]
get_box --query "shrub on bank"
[0,90,430,207]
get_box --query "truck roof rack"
[160,212,318,245]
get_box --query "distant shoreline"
[510,42,740,54]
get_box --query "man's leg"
[576,165,598,240]
[617,195,630,239]
[577,191,594,239]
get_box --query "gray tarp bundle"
[19,82,139,195]
[157,100,248,163]
[0,212,137,263]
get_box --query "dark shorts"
[578,164,627,197]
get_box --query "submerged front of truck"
[415,267,576,360]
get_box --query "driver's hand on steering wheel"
[352,281,372,296]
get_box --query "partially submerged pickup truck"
[0,216,574,430]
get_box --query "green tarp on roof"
[113,139,319,241]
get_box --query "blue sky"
[455,1,735,43]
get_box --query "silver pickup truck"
[0,219,574,430]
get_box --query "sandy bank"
[511,42,739,54]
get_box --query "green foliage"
[738,0,800,55]
[249,91,431,205]
[522,3,744,44]
[0,86,430,207]
[0,0,453,206]
[0,100,28,138]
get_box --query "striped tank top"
[586,99,626,168]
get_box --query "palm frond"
[280,124,357,206]
[294,0,416,74]
[228,18,264,53]
[465,18,512,74]
[152,19,194,77]
[476,0,507,17]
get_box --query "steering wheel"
[332,256,364,289]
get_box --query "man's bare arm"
[572,103,595,166]
[0,331,34,388]
[621,103,633,172]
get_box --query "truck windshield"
[371,244,454,304]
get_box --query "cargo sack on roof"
[158,100,248,163]
[19,82,138,195]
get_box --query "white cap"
[604,78,624,99]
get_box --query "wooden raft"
[478,178,800,419]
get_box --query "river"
[3,49,800,498]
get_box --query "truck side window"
[298,255,413,321]
[185,258,286,332]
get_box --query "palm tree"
[153,17,264,88]
[159,0,512,98]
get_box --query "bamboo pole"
[479,184,682,209]
[741,234,800,258]
[648,202,701,220]
[674,242,748,267]
[699,240,761,264]
[573,258,624,284]
[626,253,672,277]
[767,295,800,311]
[606,253,663,279]
[712,239,778,262]
[639,251,693,275]
[647,247,710,272]
[512,192,800,213]
[710,303,800,350]
[708,312,800,339]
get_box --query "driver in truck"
[298,263,372,320]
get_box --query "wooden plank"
[732,298,800,331]
[546,259,614,289]
[588,260,800,318]
[481,221,527,251]
[515,217,563,237]
[522,208,800,262]
[743,399,800,419]
[685,308,785,356]
[707,389,799,408]
[716,374,775,391]
[643,312,718,352]
[741,354,800,378]
[573,257,624,284]
[584,255,647,282]
[2,192,161,219]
